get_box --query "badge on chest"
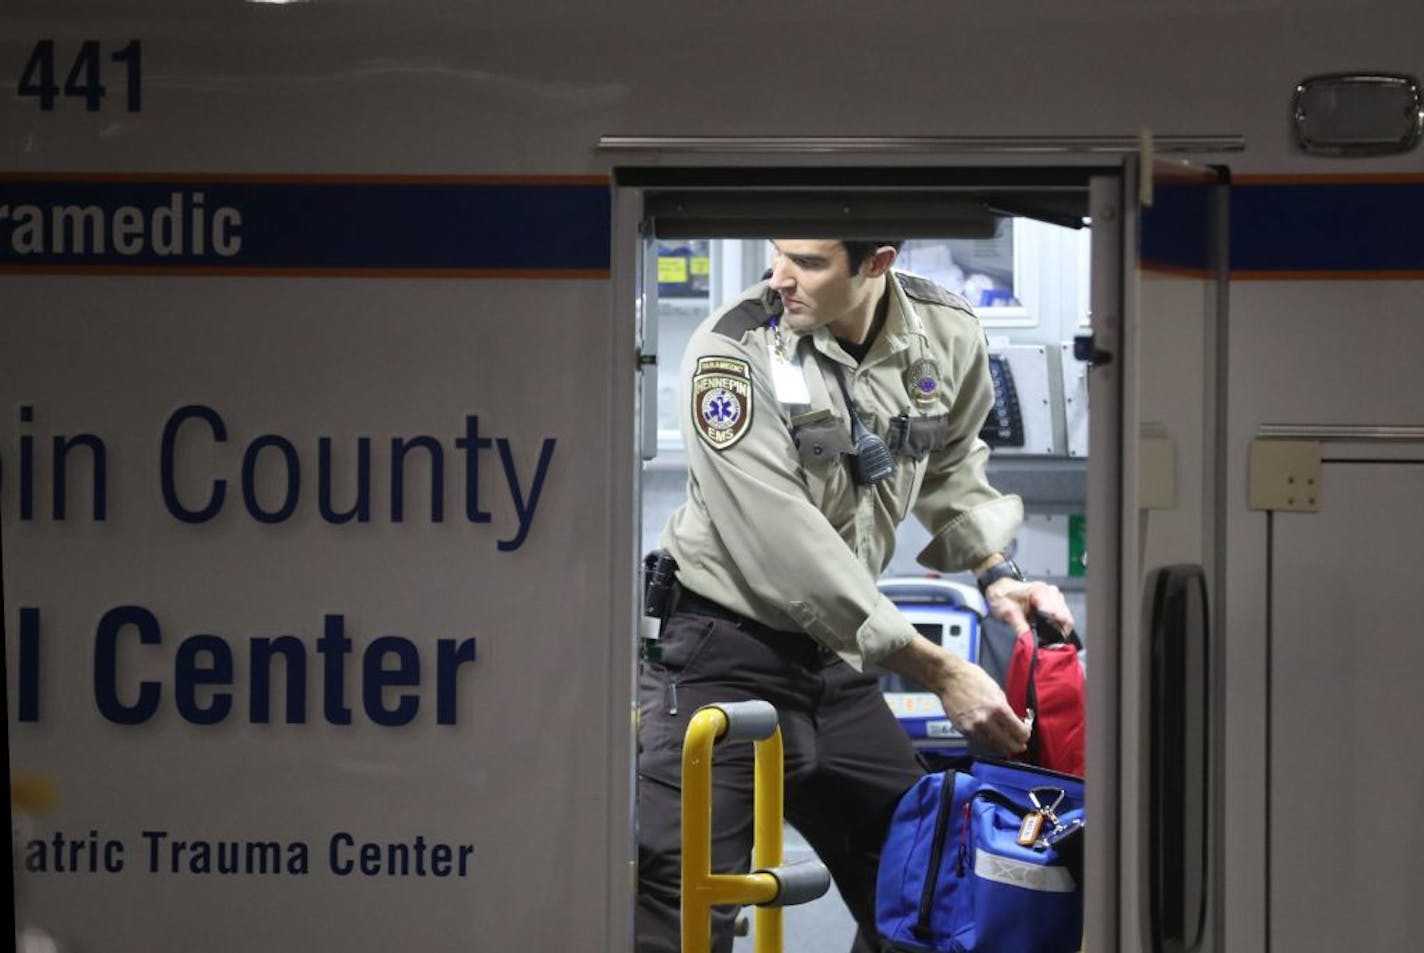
[905,358,941,409]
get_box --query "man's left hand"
[983,577,1075,636]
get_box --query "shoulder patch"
[691,356,753,451]
[896,272,975,314]
[712,299,770,340]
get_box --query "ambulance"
[3,2,1422,950]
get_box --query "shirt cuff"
[855,594,921,668]
[916,495,1024,572]
[787,592,919,671]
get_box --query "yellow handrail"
[680,701,826,953]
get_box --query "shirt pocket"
[899,413,955,459]
[886,415,950,520]
[791,414,854,508]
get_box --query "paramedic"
[636,239,1075,953]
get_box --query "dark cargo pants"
[635,604,925,953]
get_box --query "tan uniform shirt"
[661,272,1023,669]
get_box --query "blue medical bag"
[876,758,1085,953]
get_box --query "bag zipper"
[912,769,957,941]
[957,800,971,875]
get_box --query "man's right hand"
[879,634,1030,757]
[938,658,1030,756]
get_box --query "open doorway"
[621,169,1105,951]
[644,230,1091,947]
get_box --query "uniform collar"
[763,272,927,368]
[881,271,930,354]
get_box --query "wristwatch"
[975,558,1024,596]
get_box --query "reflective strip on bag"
[972,851,1076,893]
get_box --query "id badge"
[768,345,811,404]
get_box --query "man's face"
[767,240,876,337]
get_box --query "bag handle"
[1031,609,1083,650]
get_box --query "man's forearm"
[878,632,962,696]
[879,632,1029,755]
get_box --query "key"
[1017,811,1046,846]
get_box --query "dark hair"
[841,240,905,275]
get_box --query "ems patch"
[692,356,753,450]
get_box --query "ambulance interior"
[637,212,1094,943]
[642,218,1093,634]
